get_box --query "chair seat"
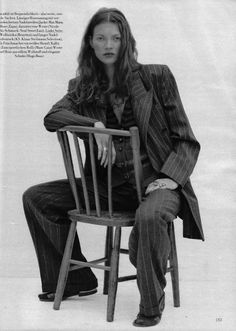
[68,209,135,227]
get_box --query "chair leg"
[169,222,180,307]
[107,226,121,322]
[103,227,113,295]
[53,221,77,310]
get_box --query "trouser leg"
[22,179,98,293]
[129,188,181,317]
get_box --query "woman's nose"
[105,39,113,49]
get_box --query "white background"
[0,0,236,330]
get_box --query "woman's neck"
[104,65,115,89]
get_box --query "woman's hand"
[94,122,116,167]
[145,178,178,195]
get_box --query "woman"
[23,7,204,327]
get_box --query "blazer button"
[119,147,123,151]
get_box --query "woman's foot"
[133,313,161,327]
[38,288,97,301]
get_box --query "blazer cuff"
[160,157,188,187]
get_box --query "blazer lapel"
[130,68,153,145]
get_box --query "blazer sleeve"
[158,65,201,187]
[44,78,98,132]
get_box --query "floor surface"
[1,212,236,331]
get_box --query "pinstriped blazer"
[45,64,204,240]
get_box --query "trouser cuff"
[139,292,165,317]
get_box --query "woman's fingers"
[103,143,116,167]
[94,133,116,167]
[97,144,103,161]
[94,133,107,161]
[112,144,116,164]
[100,146,108,166]
[145,178,178,195]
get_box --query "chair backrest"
[57,125,143,217]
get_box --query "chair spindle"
[57,131,81,211]
[107,135,113,217]
[130,127,143,203]
[89,133,101,217]
[73,133,91,215]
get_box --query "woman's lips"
[103,53,115,57]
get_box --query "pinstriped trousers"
[23,177,180,317]
[129,188,180,317]
[22,179,98,293]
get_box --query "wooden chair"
[53,125,180,322]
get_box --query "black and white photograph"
[0,0,235,330]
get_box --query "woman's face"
[90,22,121,67]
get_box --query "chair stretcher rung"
[118,275,137,282]
[70,265,86,272]
[119,248,129,254]
[71,257,107,265]
[70,258,111,271]
[166,266,173,272]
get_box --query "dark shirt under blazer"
[44,64,204,240]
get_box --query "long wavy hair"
[75,7,139,103]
